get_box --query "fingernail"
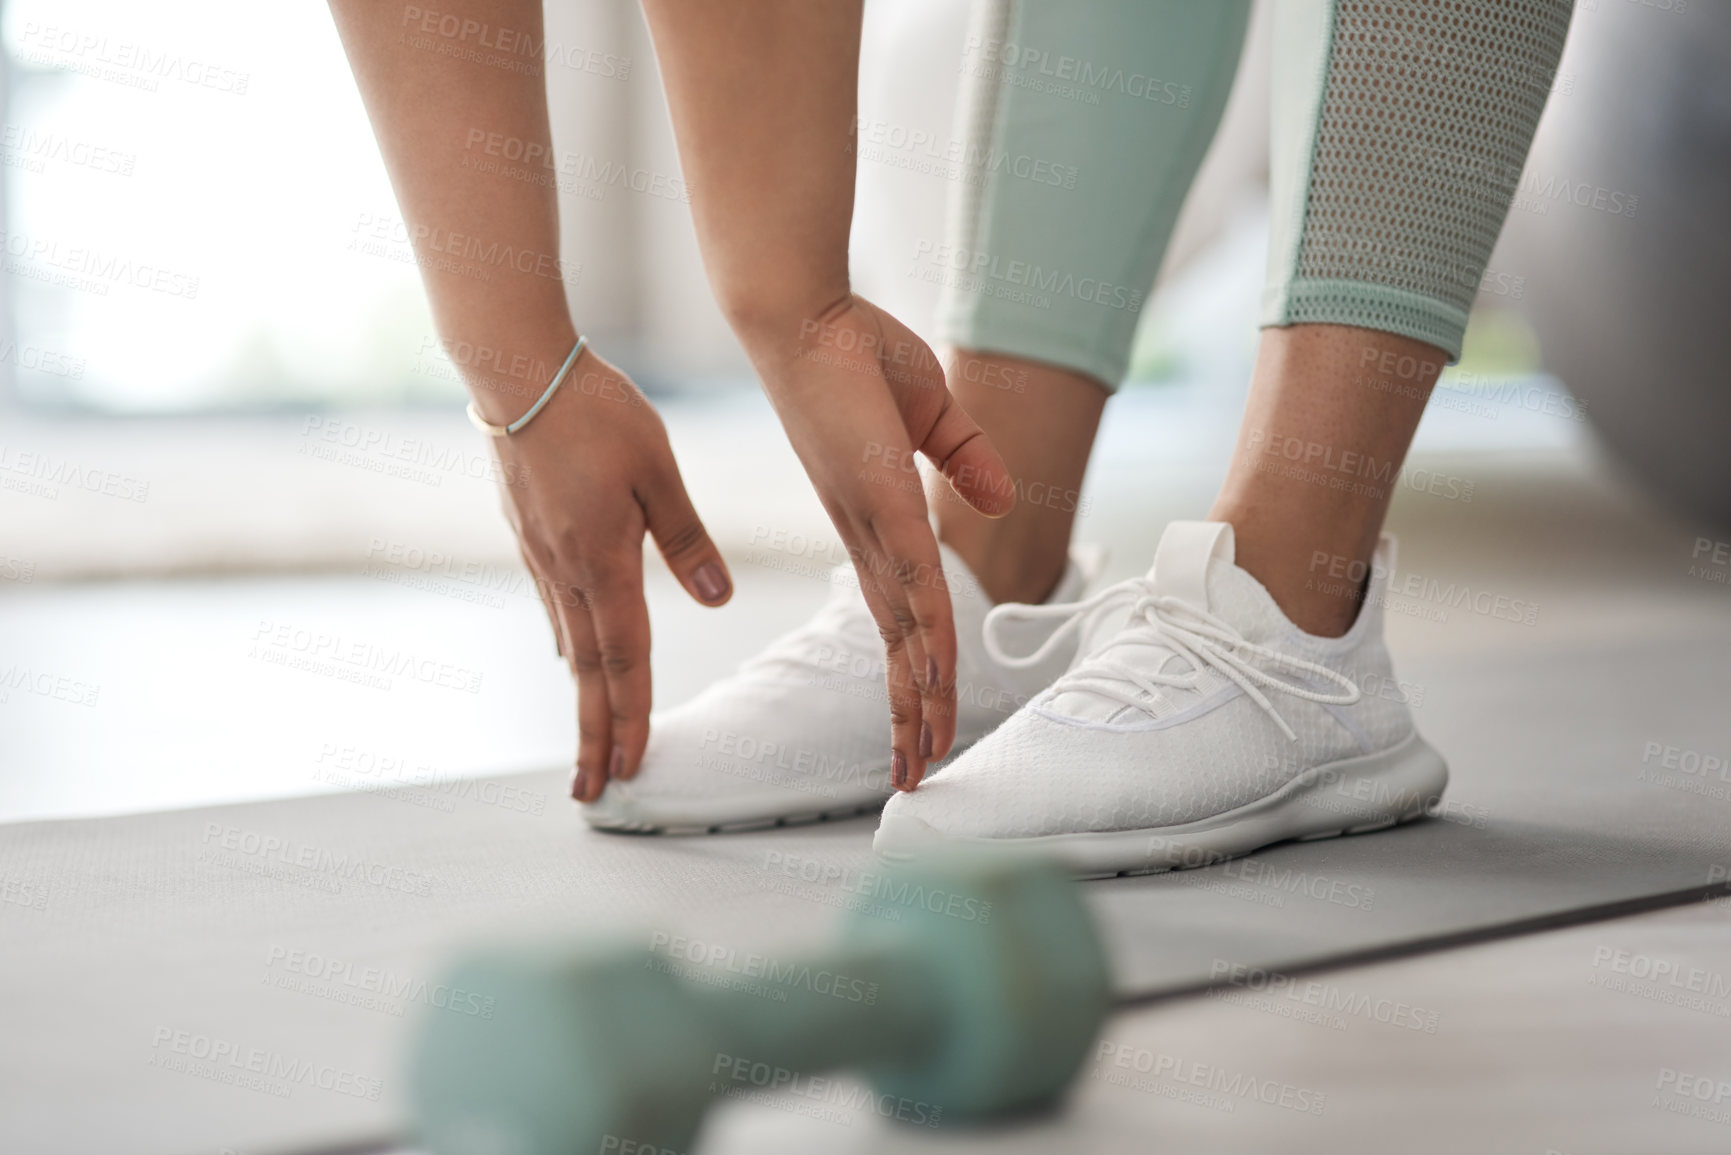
[919,722,933,760]
[892,749,907,790]
[571,768,587,801]
[693,562,729,603]
[609,744,624,781]
[925,655,939,690]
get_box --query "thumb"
[863,300,1016,520]
[643,463,733,607]
[919,390,1016,519]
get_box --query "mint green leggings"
[937,0,1574,387]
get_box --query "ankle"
[939,514,1070,606]
[1210,505,1377,638]
[1270,573,1366,638]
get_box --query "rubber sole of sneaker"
[583,794,890,836]
[581,735,998,836]
[874,729,1449,879]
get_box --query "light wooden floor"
[692,898,1731,1155]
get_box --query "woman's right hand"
[636,0,1015,790]
[477,341,733,803]
[746,294,1016,793]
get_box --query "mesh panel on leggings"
[1286,0,1572,349]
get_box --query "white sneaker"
[873,521,1448,877]
[582,545,1098,833]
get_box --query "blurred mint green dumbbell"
[409,853,1109,1155]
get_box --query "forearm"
[327,0,577,422]
[638,0,861,353]
[642,1,1016,790]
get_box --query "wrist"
[723,281,854,362]
[448,325,582,426]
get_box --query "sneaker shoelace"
[983,577,1361,740]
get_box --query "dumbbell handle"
[683,940,950,1091]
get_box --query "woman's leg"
[931,0,1253,605]
[874,0,1576,873]
[1212,325,1444,636]
[1220,0,1574,636]
[934,353,1106,605]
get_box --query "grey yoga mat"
[2,627,1729,1155]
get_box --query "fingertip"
[928,725,953,764]
[942,446,1016,519]
[690,559,733,606]
[929,414,1016,519]
[616,742,647,783]
[958,469,1017,519]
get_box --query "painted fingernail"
[926,655,939,690]
[919,722,933,760]
[609,744,624,781]
[693,562,730,603]
[892,749,907,790]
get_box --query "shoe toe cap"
[583,691,894,832]
[871,808,951,860]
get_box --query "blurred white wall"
[0,0,1288,583]
[547,0,751,384]
[0,0,1278,411]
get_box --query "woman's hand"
[636,0,1012,788]
[329,0,728,803]
[484,346,733,802]
[750,294,1015,790]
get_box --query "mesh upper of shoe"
[615,546,1085,805]
[884,531,1415,838]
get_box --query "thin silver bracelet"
[465,335,588,437]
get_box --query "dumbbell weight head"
[841,850,1110,1119]
[410,942,719,1155]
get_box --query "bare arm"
[327,0,732,801]
[639,0,1014,788]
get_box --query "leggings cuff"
[1262,280,1471,363]
[934,311,1128,394]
